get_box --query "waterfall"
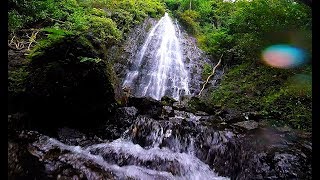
[123,13,190,100]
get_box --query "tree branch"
[198,54,223,96]
[48,18,65,24]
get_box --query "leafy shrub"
[178,10,200,35]
[88,16,122,43]
[8,10,25,32]
[198,28,233,58]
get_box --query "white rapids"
[123,13,190,100]
[32,137,229,180]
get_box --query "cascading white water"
[123,13,190,100]
[33,137,229,180]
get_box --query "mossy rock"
[187,96,217,114]
[25,35,117,129]
[161,96,177,106]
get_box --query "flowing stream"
[31,134,229,180]
[30,112,231,180]
[123,13,190,100]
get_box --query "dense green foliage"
[9,0,165,52]
[8,0,166,124]
[8,0,165,100]
[8,0,312,130]
[165,0,312,130]
[211,62,311,130]
[165,0,311,59]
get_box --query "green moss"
[202,63,212,81]
[27,28,74,60]
[161,96,177,106]
[146,22,153,33]
[79,57,102,63]
[209,62,311,130]
[178,10,200,35]
[89,16,122,42]
[8,10,25,32]
[8,67,29,95]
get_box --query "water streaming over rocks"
[27,114,231,180]
[123,13,190,100]
[9,97,311,179]
[29,136,228,180]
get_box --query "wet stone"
[195,111,209,116]
[233,120,259,130]
[114,106,138,125]
[162,106,174,117]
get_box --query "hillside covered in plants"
[165,0,312,130]
[8,0,312,179]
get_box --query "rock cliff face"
[112,18,159,81]
[178,25,215,95]
[112,16,223,97]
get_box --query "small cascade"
[30,131,230,180]
[123,13,190,100]
[28,109,234,180]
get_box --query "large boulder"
[24,36,118,130]
[8,131,46,180]
[127,96,163,118]
[106,106,139,139]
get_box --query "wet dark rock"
[8,131,46,180]
[8,113,29,132]
[172,101,185,110]
[129,115,165,147]
[114,106,138,126]
[58,127,86,140]
[124,111,311,180]
[127,97,163,118]
[103,106,139,140]
[25,36,117,130]
[198,115,221,123]
[56,127,105,147]
[243,111,263,121]
[233,120,259,130]
[172,96,217,115]
[173,110,201,124]
[230,128,312,180]
[161,96,177,106]
[162,106,174,117]
[195,111,209,116]
[217,108,246,123]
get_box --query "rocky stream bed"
[8,96,312,180]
